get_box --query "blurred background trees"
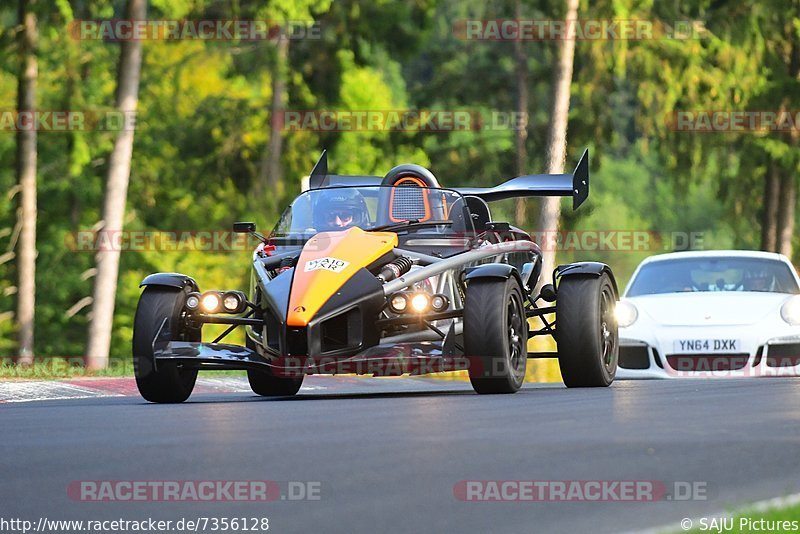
[0,0,798,366]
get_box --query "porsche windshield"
[626,256,800,297]
[270,185,475,237]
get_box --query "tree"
[256,34,289,201]
[15,0,38,366]
[778,170,797,257]
[513,0,529,228]
[85,0,146,370]
[255,0,333,203]
[761,161,779,252]
[708,0,800,258]
[536,0,580,287]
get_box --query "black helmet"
[312,188,369,231]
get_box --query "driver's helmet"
[743,269,773,291]
[312,188,369,231]
[662,269,693,292]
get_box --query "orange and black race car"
[132,150,619,402]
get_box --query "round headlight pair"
[388,292,449,314]
[186,291,246,314]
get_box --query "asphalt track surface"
[2,377,800,534]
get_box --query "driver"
[661,269,694,293]
[312,188,369,231]
[743,270,773,292]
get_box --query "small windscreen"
[270,185,475,238]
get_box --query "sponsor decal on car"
[304,257,349,273]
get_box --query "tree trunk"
[257,35,289,201]
[760,161,779,252]
[513,0,529,228]
[777,173,796,259]
[779,25,800,260]
[15,0,38,366]
[85,0,146,370]
[536,0,579,288]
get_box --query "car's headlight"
[614,300,638,328]
[781,295,800,325]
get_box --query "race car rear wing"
[455,148,589,210]
[307,148,590,210]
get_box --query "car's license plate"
[672,339,741,353]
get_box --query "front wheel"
[555,273,618,387]
[132,286,199,403]
[246,336,303,397]
[465,276,528,394]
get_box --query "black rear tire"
[465,276,528,394]
[132,286,199,403]
[556,273,618,387]
[246,336,303,397]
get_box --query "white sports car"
[615,250,800,378]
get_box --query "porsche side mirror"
[233,222,256,233]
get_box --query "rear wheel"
[556,273,618,387]
[466,277,528,394]
[132,287,199,403]
[246,336,303,397]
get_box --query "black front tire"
[132,286,199,403]
[246,336,303,397]
[465,277,528,394]
[556,273,618,387]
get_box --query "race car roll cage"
[144,148,617,370]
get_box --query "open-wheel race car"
[132,149,619,402]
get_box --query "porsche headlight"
[781,295,800,325]
[614,300,638,328]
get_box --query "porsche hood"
[629,292,790,327]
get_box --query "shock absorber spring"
[376,256,414,283]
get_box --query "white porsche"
[615,250,800,378]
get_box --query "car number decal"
[304,257,350,273]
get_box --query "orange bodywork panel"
[286,227,397,327]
